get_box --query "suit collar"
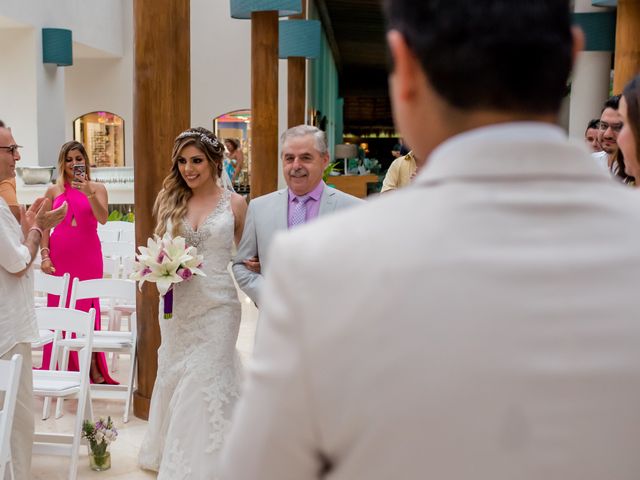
[415,122,611,186]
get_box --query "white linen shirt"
[0,197,38,356]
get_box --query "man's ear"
[571,26,585,66]
[387,30,421,102]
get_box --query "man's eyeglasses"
[0,145,22,154]
[598,122,623,133]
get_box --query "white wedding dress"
[139,189,242,479]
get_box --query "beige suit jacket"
[223,123,640,480]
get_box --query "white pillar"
[36,38,66,167]
[568,0,613,139]
[0,28,39,166]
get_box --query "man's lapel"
[275,189,289,231]
[318,185,336,216]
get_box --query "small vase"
[89,451,111,471]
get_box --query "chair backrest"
[121,256,137,281]
[36,307,95,375]
[100,221,133,232]
[0,354,23,473]
[101,241,135,260]
[69,278,136,307]
[119,229,135,244]
[103,256,121,279]
[33,271,70,308]
[98,229,120,243]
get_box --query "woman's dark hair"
[384,0,573,114]
[585,118,600,135]
[622,75,640,167]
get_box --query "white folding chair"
[65,278,137,423]
[0,354,23,480]
[97,228,120,243]
[33,271,70,348]
[100,240,135,260]
[33,271,71,419]
[102,256,121,279]
[32,307,95,480]
[119,228,135,244]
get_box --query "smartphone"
[73,164,86,180]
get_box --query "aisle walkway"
[31,293,258,479]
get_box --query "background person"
[585,118,602,152]
[223,138,244,185]
[0,125,66,480]
[619,74,640,181]
[39,141,116,384]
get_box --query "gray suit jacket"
[232,184,362,305]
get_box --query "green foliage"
[107,210,123,221]
[323,162,338,183]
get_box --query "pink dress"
[41,183,117,384]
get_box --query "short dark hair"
[384,0,573,114]
[602,95,621,114]
[587,118,600,130]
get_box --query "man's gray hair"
[280,125,328,156]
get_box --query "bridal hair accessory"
[176,130,223,152]
[130,234,206,319]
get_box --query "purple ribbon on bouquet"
[163,288,173,319]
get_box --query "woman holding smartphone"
[39,140,116,384]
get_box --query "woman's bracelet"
[87,191,96,200]
[41,257,51,264]
[40,247,50,255]
[29,226,43,237]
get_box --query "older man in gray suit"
[232,125,361,306]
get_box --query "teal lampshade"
[572,12,616,51]
[230,0,302,19]
[279,19,321,59]
[42,28,73,66]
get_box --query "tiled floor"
[30,292,258,479]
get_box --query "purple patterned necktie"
[289,195,310,228]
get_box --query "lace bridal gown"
[139,190,242,479]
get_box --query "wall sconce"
[230,0,301,19]
[279,19,321,59]
[42,28,73,66]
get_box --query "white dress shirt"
[0,198,38,356]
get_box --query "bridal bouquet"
[130,233,205,319]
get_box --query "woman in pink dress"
[39,141,116,384]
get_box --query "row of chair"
[31,271,137,480]
[97,220,135,244]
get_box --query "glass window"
[73,112,125,167]
[214,109,251,194]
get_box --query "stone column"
[132,0,190,420]
[568,0,612,139]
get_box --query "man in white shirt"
[0,126,66,479]
[222,1,640,479]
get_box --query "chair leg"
[123,348,137,423]
[55,347,71,419]
[110,311,123,372]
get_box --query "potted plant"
[81,416,118,471]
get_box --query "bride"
[138,127,247,479]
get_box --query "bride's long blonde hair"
[154,127,225,237]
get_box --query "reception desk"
[327,174,379,198]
